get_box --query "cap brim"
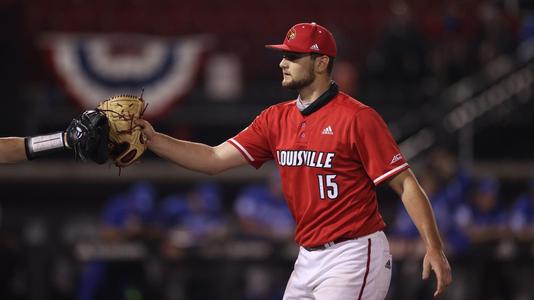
[265,44,309,53]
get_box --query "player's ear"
[314,55,330,74]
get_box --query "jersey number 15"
[317,174,339,200]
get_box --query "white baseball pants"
[283,231,392,300]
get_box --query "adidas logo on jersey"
[321,126,333,135]
[385,259,391,269]
[310,43,320,51]
[390,153,402,164]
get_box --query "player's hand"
[422,247,452,297]
[134,119,156,144]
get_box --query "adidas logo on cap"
[265,22,337,57]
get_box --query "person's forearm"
[148,132,224,175]
[400,179,444,250]
[0,137,27,163]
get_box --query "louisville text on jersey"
[276,150,335,168]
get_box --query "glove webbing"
[98,103,148,134]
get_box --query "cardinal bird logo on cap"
[287,28,296,41]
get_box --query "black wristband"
[24,132,67,160]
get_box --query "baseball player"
[136,22,452,299]
[0,110,109,164]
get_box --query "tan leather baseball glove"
[97,95,148,168]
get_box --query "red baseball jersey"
[228,83,409,247]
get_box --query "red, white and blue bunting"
[40,34,210,119]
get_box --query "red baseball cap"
[266,22,337,57]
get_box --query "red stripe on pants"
[357,238,372,300]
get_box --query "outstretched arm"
[0,110,110,164]
[0,137,27,163]
[135,119,248,175]
[388,168,452,297]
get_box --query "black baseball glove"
[25,110,110,164]
[65,110,110,164]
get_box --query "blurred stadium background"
[1,0,534,299]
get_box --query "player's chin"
[281,79,292,88]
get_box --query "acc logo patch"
[287,28,296,41]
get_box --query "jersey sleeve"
[351,108,409,185]
[227,109,273,169]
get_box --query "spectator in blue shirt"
[453,176,512,300]
[509,177,534,300]
[234,171,294,241]
[101,182,158,241]
[159,183,228,255]
[510,176,534,240]
[454,177,508,244]
[78,182,158,300]
[182,183,227,241]
[233,171,295,300]
[157,183,228,300]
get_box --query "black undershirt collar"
[300,81,339,116]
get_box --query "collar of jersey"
[299,81,339,116]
